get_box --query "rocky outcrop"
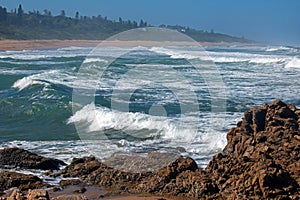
[27,189,50,200]
[206,100,300,199]
[0,148,66,170]
[61,155,152,193]
[104,152,180,173]
[0,171,46,192]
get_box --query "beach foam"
[68,103,196,141]
[285,57,300,68]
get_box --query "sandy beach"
[0,40,101,51]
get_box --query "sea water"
[0,45,300,179]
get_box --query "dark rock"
[0,171,46,192]
[0,148,66,170]
[52,187,61,192]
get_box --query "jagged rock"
[0,171,45,192]
[147,169,219,198]
[0,148,66,170]
[136,157,198,193]
[206,99,300,199]
[61,156,151,193]
[7,189,24,200]
[61,155,199,195]
[27,189,49,200]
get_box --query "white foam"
[207,51,286,64]
[0,48,89,60]
[149,46,289,64]
[265,46,293,52]
[285,57,300,68]
[83,57,108,64]
[11,70,64,91]
[12,76,46,91]
[68,104,196,141]
[149,46,201,59]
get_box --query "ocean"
[0,44,300,182]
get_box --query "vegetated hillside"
[0,5,252,43]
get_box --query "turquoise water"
[0,45,300,169]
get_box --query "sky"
[1,0,300,46]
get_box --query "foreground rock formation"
[0,171,46,191]
[206,99,300,199]
[0,147,66,170]
[0,100,299,199]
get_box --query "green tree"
[75,11,79,20]
[0,6,7,22]
[17,4,23,23]
[139,19,144,27]
[60,10,66,17]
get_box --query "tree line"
[0,4,251,43]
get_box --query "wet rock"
[0,171,45,192]
[27,189,49,200]
[0,148,66,170]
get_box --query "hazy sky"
[1,0,300,46]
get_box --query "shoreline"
[0,39,256,51]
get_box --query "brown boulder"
[206,99,300,198]
[61,155,150,193]
[27,189,49,200]
[0,171,45,192]
[0,148,66,170]
[136,156,199,193]
[7,189,24,200]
